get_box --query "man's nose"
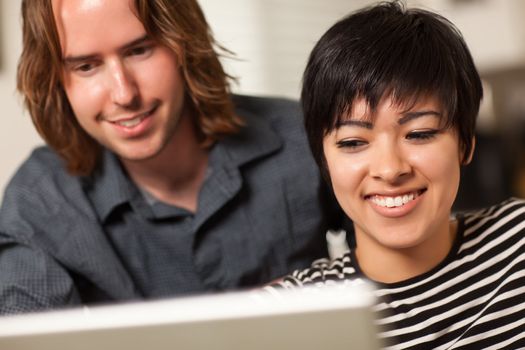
[108,60,138,107]
[369,142,411,183]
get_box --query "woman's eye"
[406,129,439,141]
[336,139,368,150]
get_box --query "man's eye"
[75,63,95,72]
[406,129,439,141]
[336,139,368,150]
[71,62,100,75]
[128,45,152,57]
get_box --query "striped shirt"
[270,198,525,349]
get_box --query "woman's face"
[323,95,464,261]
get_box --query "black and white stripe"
[271,198,525,349]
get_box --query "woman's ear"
[462,136,476,165]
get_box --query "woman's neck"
[354,220,458,284]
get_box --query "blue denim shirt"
[0,95,342,314]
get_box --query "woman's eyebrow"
[336,120,373,129]
[398,110,442,125]
[335,110,441,129]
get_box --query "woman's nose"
[369,142,411,183]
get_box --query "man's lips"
[104,103,159,128]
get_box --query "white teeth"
[115,115,144,128]
[371,192,417,208]
[394,197,403,206]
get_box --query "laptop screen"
[0,281,382,350]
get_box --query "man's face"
[53,0,186,161]
[323,95,462,259]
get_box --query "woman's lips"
[365,189,426,218]
[367,189,425,208]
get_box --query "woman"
[268,2,525,349]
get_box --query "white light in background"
[198,0,368,99]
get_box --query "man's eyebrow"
[118,34,151,53]
[63,34,151,65]
[398,110,442,125]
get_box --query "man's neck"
[120,112,210,213]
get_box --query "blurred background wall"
[0,0,524,208]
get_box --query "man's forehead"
[53,0,105,12]
[51,0,144,56]
[51,0,137,30]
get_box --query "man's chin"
[113,146,163,164]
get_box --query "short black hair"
[301,0,483,179]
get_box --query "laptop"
[0,281,382,350]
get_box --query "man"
[0,0,341,314]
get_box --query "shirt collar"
[84,150,136,222]
[218,98,283,168]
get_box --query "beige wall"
[0,0,42,201]
[199,0,371,98]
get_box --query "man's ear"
[462,136,476,165]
